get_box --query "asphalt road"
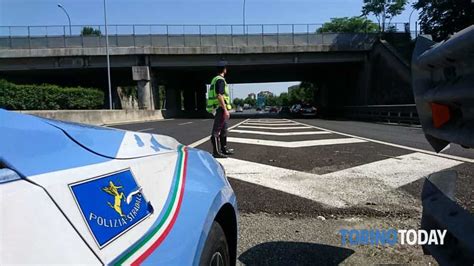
[111,113,474,265]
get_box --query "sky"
[0,0,419,99]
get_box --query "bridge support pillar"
[133,66,154,110]
[137,80,154,110]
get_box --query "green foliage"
[265,95,279,106]
[232,97,245,107]
[0,79,104,110]
[318,17,380,33]
[243,97,256,107]
[81,26,102,36]
[279,92,289,106]
[414,0,474,42]
[362,0,408,32]
[288,82,316,105]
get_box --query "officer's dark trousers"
[211,107,228,138]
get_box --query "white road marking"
[189,119,250,147]
[137,128,154,132]
[230,129,331,136]
[250,119,290,122]
[218,152,462,208]
[243,122,300,126]
[292,120,474,163]
[178,122,193,126]
[238,125,312,130]
[227,137,366,148]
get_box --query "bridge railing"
[0,23,413,50]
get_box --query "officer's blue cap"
[217,61,228,67]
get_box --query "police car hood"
[44,118,180,159]
[0,110,180,177]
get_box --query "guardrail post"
[215,25,218,48]
[307,24,309,45]
[261,24,264,46]
[200,25,203,47]
[133,25,136,47]
[27,26,31,49]
[63,26,67,47]
[246,25,249,46]
[9,26,12,49]
[166,25,169,48]
[292,24,295,45]
[149,25,152,47]
[231,25,234,47]
[277,24,279,46]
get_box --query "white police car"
[0,110,237,265]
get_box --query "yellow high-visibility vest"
[207,75,232,112]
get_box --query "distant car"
[269,107,279,113]
[0,110,237,265]
[300,104,317,117]
[290,104,301,114]
[264,106,270,112]
[236,106,243,112]
[279,106,290,114]
[290,104,317,117]
[256,107,262,111]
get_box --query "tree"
[81,27,102,36]
[362,0,408,32]
[414,0,474,42]
[243,96,256,107]
[279,92,290,106]
[265,95,279,106]
[318,17,379,33]
[232,97,244,107]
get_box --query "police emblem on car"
[69,169,153,248]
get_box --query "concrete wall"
[367,40,413,105]
[18,109,165,125]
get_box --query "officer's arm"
[216,80,227,109]
[217,94,226,109]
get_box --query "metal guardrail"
[341,104,419,125]
[412,25,474,151]
[421,171,474,265]
[0,23,412,37]
[412,25,474,265]
[0,23,416,50]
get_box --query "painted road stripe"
[249,119,290,122]
[227,137,366,148]
[218,152,461,208]
[189,119,250,147]
[230,129,331,136]
[238,125,312,130]
[178,122,193,126]
[292,120,474,163]
[243,122,300,126]
[137,128,154,132]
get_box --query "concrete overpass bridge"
[0,24,412,115]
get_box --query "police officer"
[207,63,234,158]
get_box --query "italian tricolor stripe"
[114,145,188,265]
